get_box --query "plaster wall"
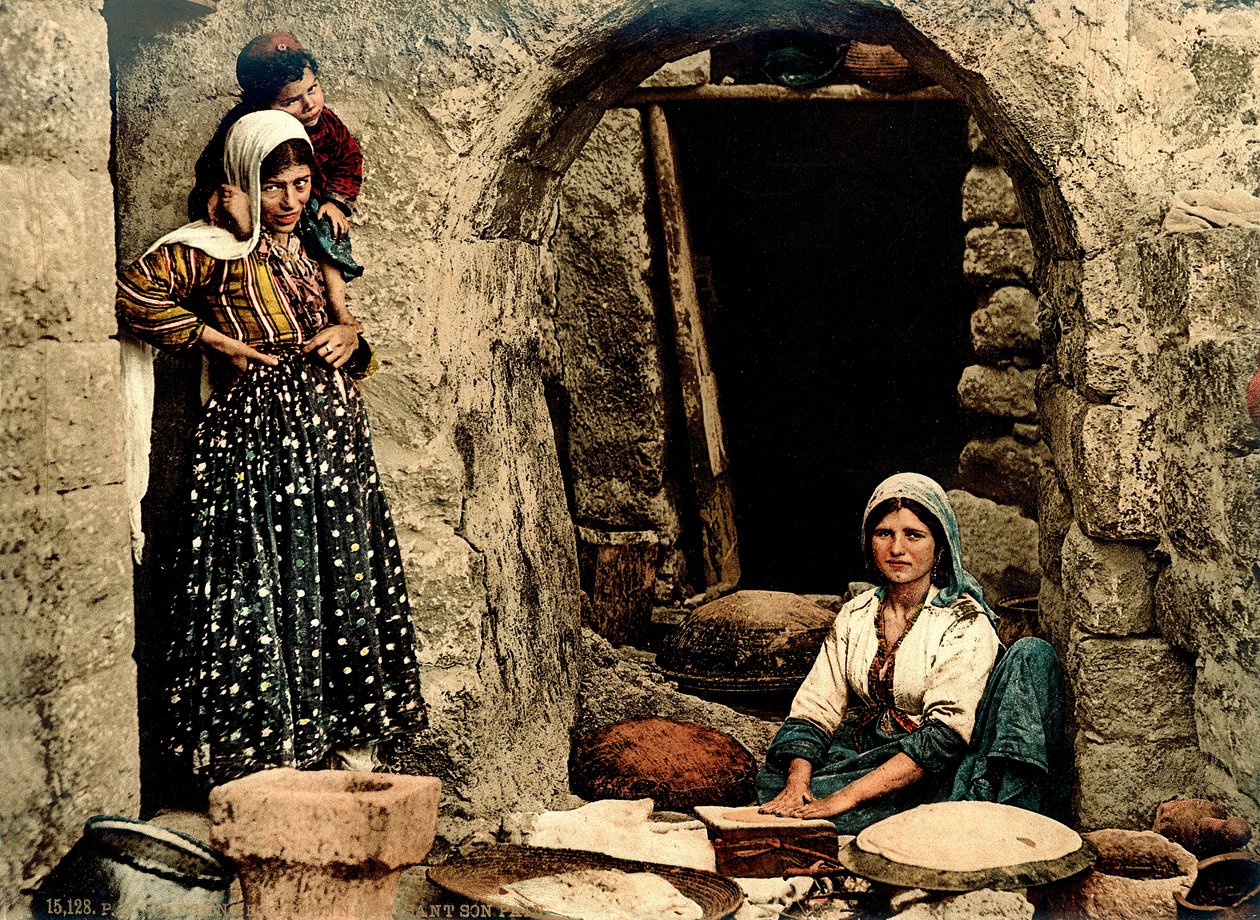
[0,0,136,905]
[17,0,1257,892]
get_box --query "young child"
[191,32,363,327]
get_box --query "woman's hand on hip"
[198,326,280,381]
[303,324,360,369]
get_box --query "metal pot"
[33,815,235,920]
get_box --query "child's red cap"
[236,32,305,89]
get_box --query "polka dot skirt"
[165,354,425,785]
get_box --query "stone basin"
[209,768,441,920]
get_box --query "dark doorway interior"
[670,99,972,593]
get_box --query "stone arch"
[109,0,1260,844]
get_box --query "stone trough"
[208,769,440,920]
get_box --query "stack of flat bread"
[504,868,703,920]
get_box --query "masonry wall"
[949,118,1044,607]
[5,2,1260,898]
[0,1,137,905]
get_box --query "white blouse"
[788,586,1000,745]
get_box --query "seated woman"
[116,110,425,787]
[757,473,1070,833]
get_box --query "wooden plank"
[621,83,954,107]
[576,528,659,647]
[644,104,740,590]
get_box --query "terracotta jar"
[1175,852,1260,920]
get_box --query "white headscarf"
[145,110,312,259]
[122,111,314,560]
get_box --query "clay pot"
[1037,829,1197,920]
[1175,852,1260,920]
[842,42,934,94]
[1155,799,1254,858]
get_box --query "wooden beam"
[620,83,954,107]
[644,104,741,590]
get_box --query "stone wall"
[0,0,136,905]
[4,3,1260,898]
[952,117,1045,607]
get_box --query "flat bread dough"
[855,802,1082,872]
[504,868,703,920]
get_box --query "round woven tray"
[838,837,1098,892]
[427,844,744,920]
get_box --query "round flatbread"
[856,802,1082,872]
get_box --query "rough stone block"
[0,342,124,496]
[1074,636,1196,744]
[1141,229,1260,345]
[0,165,115,348]
[1037,578,1072,665]
[1060,524,1155,636]
[641,50,710,87]
[43,660,141,838]
[1075,738,1206,831]
[947,490,1040,604]
[1078,246,1154,400]
[891,888,1033,920]
[958,435,1049,514]
[1076,404,1160,541]
[1037,377,1087,496]
[1193,653,1260,801]
[1157,333,1257,461]
[0,486,131,704]
[1154,552,1260,656]
[972,286,1040,358]
[0,1,112,166]
[962,165,1022,226]
[967,115,997,162]
[1038,465,1073,586]
[0,698,53,896]
[963,227,1035,285]
[958,365,1037,419]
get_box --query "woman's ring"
[324,345,332,354]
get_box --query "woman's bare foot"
[207,183,252,240]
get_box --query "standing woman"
[757,473,1069,832]
[117,111,424,787]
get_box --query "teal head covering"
[862,472,997,628]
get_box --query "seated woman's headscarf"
[122,111,314,560]
[862,472,997,628]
